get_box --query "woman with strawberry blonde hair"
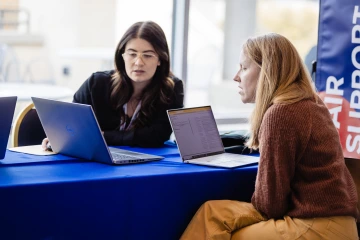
[181,33,358,240]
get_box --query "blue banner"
[316,0,360,159]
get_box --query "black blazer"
[73,70,184,147]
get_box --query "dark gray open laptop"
[32,97,164,165]
[167,106,259,168]
[0,96,17,160]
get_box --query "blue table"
[0,144,258,240]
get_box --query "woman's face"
[233,51,260,103]
[123,38,160,87]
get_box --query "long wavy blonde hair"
[245,33,317,150]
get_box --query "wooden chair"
[11,102,46,147]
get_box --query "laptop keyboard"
[111,152,139,161]
[196,154,255,163]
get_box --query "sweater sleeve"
[103,79,184,147]
[251,103,311,219]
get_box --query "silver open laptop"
[0,96,17,160]
[167,106,259,168]
[32,97,164,165]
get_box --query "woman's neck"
[131,89,142,100]
[131,80,150,99]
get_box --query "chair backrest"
[11,102,46,147]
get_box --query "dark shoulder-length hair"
[111,21,175,129]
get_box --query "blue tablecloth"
[0,144,258,240]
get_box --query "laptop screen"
[168,106,225,160]
[0,96,17,159]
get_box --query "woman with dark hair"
[42,21,184,148]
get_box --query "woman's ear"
[157,61,161,66]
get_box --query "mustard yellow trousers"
[180,200,358,240]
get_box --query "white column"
[171,0,190,83]
[223,0,257,80]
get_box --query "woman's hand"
[41,138,52,151]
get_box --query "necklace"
[128,98,139,116]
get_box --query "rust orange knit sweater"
[251,98,359,220]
